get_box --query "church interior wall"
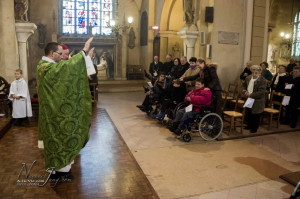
[207,0,246,87]
[194,0,213,60]
[159,0,176,60]
[27,0,58,82]
[119,0,140,66]
[158,0,248,87]
[140,0,149,70]
[268,0,300,68]
[4,0,298,87]
[0,0,19,83]
[26,0,143,82]
[167,0,184,59]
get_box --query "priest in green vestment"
[36,38,95,174]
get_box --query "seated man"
[169,78,212,135]
[137,74,166,112]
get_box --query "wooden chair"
[262,91,285,130]
[222,83,238,101]
[223,95,245,135]
[221,90,229,112]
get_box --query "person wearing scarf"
[242,65,267,133]
[270,65,289,94]
[179,57,200,91]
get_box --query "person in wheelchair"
[137,73,167,113]
[144,70,157,86]
[169,78,212,135]
[152,80,187,120]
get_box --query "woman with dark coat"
[181,59,222,116]
[270,65,289,94]
[240,60,252,81]
[170,58,189,79]
[242,65,267,133]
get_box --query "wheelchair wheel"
[173,102,187,116]
[182,133,191,142]
[198,113,223,141]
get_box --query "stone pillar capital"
[177,25,199,47]
[15,23,37,43]
[15,22,37,81]
[177,25,199,58]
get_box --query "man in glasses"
[36,38,95,180]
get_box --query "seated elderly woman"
[242,65,267,133]
[169,78,212,135]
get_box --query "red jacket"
[184,86,212,112]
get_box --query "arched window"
[292,11,300,58]
[61,0,114,35]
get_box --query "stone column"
[243,0,254,64]
[262,0,270,61]
[177,25,199,59]
[121,35,127,80]
[15,23,37,81]
[0,0,19,82]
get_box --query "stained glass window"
[292,11,300,58]
[62,0,113,35]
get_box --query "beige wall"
[28,0,58,81]
[210,0,246,87]
[158,0,248,87]
[159,0,184,62]
[0,0,19,83]
[119,0,140,66]
[195,0,213,59]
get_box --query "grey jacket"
[242,75,267,114]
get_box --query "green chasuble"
[36,52,92,170]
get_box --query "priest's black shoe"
[56,171,73,182]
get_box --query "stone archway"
[159,0,185,60]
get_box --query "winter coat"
[240,67,252,80]
[183,64,222,92]
[184,86,212,112]
[242,75,267,114]
[288,76,300,108]
[270,73,289,93]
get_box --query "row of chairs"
[221,83,286,135]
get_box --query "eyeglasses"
[54,51,63,56]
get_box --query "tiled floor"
[1,91,299,199]
[0,108,158,199]
[99,92,300,199]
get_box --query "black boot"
[168,121,180,132]
[174,128,182,135]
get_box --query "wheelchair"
[176,105,223,142]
